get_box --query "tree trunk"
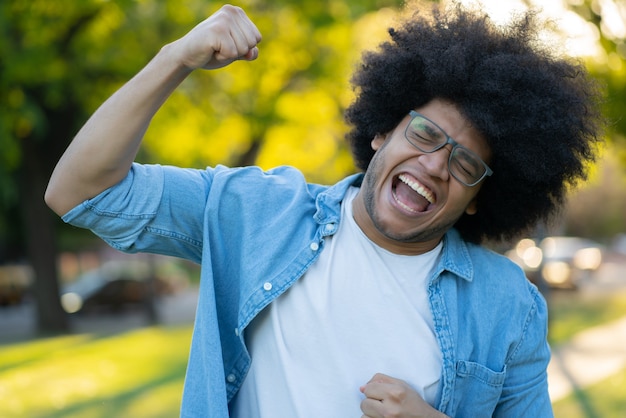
[19,136,69,335]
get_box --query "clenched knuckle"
[222,4,244,15]
[388,388,406,402]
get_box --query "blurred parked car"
[0,264,33,307]
[506,236,604,289]
[60,259,185,314]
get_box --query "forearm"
[45,5,262,216]
[45,42,191,216]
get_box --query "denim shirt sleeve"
[435,233,553,418]
[62,163,214,263]
[494,284,552,417]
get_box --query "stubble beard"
[361,160,456,245]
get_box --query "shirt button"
[226,374,236,383]
[310,242,319,251]
[234,328,239,336]
[263,282,273,291]
[325,223,335,232]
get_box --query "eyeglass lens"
[406,112,491,186]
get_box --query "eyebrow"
[414,118,443,138]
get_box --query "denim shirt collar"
[313,173,363,234]
[439,229,474,283]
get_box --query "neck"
[351,190,444,256]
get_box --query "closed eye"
[452,148,483,177]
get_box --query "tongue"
[394,181,430,212]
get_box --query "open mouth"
[392,173,435,213]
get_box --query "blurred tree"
[4,0,626,332]
[558,0,626,240]
[0,0,401,333]
[144,1,401,182]
[565,0,626,153]
[0,0,114,332]
[564,146,626,239]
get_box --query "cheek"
[446,183,480,213]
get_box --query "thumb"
[238,46,259,61]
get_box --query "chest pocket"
[450,360,506,417]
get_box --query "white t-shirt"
[231,187,443,417]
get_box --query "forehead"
[412,99,492,161]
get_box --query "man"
[45,3,603,417]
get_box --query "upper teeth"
[399,174,435,204]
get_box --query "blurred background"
[1,0,625,416]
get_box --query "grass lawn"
[0,325,192,418]
[549,288,626,418]
[0,288,624,417]
[547,288,626,345]
[552,366,626,417]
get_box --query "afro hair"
[344,2,604,244]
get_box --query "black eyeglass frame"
[405,110,493,187]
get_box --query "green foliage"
[142,0,403,183]
[568,0,626,147]
[3,0,621,237]
[0,0,158,209]
[0,0,405,205]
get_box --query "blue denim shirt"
[63,163,552,418]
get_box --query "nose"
[419,146,451,181]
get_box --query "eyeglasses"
[404,111,493,187]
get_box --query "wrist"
[157,40,196,75]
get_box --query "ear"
[465,199,478,215]
[371,133,386,151]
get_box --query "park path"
[548,314,626,402]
